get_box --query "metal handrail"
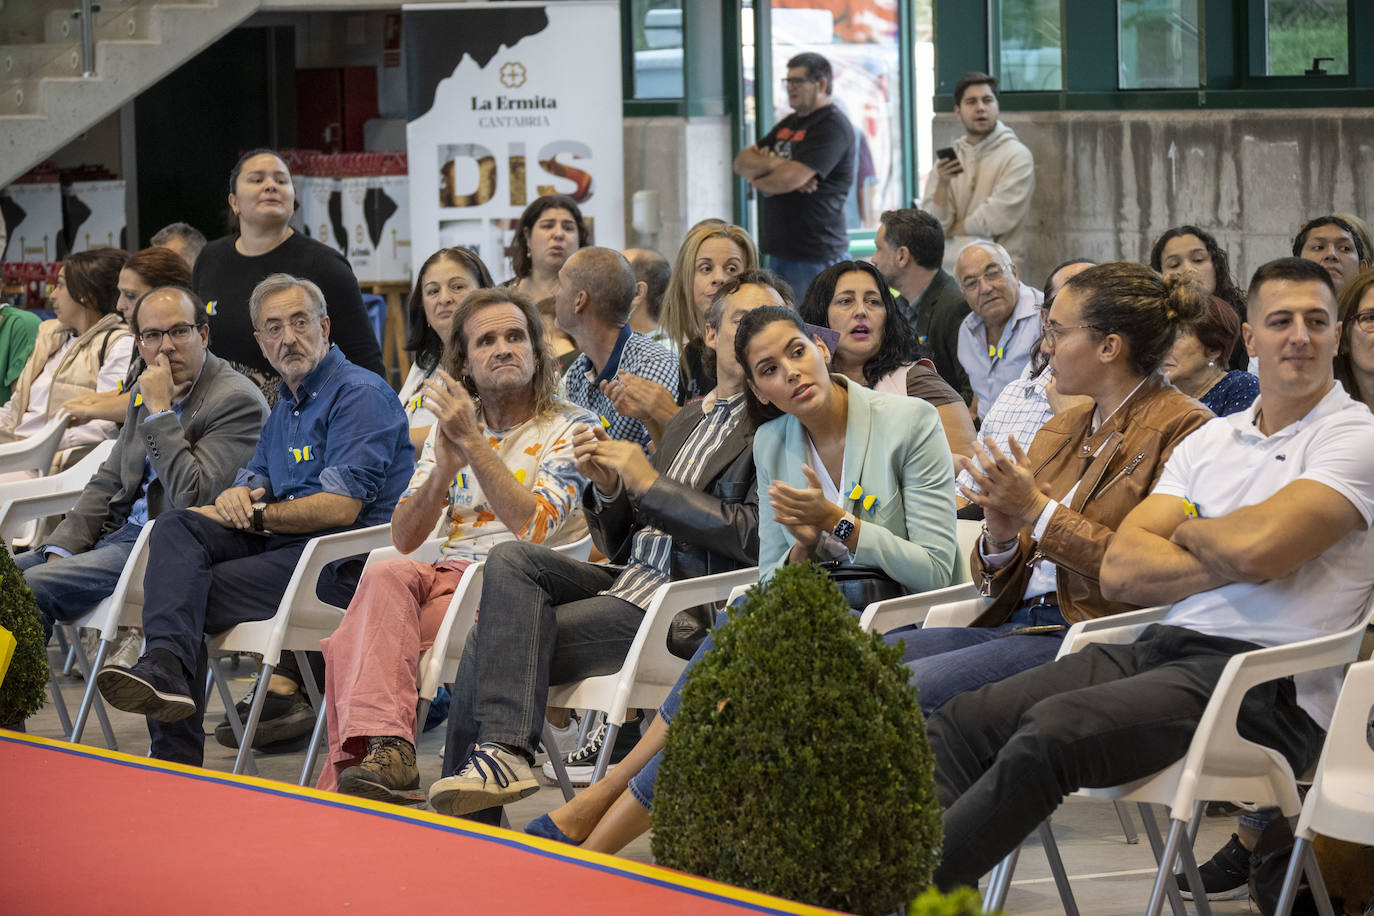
[80,0,95,76]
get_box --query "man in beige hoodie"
[921,72,1035,274]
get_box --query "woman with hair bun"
[1161,294,1258,417]
[891,262,1216,712]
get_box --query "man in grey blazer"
[18,286,268,638]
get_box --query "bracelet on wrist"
[982,524,1019,553]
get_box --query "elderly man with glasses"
[96,274,412,766]
[18,286,267,642]
[953,240,1044,421]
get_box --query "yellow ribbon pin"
[988,344,1005,360]
[1182,497,1199,518]
[291,445,315,463]
[205,300,217,316]
[133,393,143,407]
[848,482,880,513]
[599,415,611,429]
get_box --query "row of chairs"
[11,450,1368,914]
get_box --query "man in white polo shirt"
[926,257,1374,890]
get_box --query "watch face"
[833,517,855,541]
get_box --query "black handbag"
[818,561,908,609]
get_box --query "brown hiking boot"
[336,736,423,805]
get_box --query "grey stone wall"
[929,108,1374,288]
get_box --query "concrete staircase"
[0,0,263,187]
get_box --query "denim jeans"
[441,540,643,787]
[18,522,143,641]
[767,255,839,303]
[887,602,1069,713]
[929,625,1323,889]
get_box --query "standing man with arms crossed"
[733,52,855,300]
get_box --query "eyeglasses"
[1041,322,1100,346]
[781,77,814,88]
[255,314,317,341]
[137,323,198,348]
[1355,310,1374,334]
[959,264,1007,294]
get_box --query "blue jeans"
[19,522,143,641]
[767,255,839,303]
[441,540,643,810]
[888,602,1069,714]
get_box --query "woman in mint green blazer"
[744,305,959,595]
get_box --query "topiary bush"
[0,547,49,729]
[908,886,1004,916]
[651,562,942,916]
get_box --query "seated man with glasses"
[18,286,268,643]
[96,273,413,765]
[953,240,1045,422]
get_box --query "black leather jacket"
[584,398,759,581]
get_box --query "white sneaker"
[536,716,580,764]
[428,743,539,816]
[108,630,143,669]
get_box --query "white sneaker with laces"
[428,743,539,816]
[535,715,581,764]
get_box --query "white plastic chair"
[0,439,114,549]
[0,411,71,476]
[983,596,1374,916]
[546,565,760,784]
[207,523,394,776]
[54,519,159,750]
[1275,659,1374,916]
[857,518,983,633]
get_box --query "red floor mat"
[0,731,841,915]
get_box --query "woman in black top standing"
[192,149,385,400]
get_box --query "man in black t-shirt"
[733,52,855,301]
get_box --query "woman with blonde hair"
[601,221,757,444]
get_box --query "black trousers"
[928,624,1324,889]
[140,510,360,766]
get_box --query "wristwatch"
[831,511,856,543]
[251,501,268,533]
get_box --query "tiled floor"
[26,649,1262,915]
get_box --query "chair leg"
[1137,804,1189,916]
[589,722,621,785]
[232,662,274,776]
[541,722,576,802]
[1038,820,1080,916]
[983,844,1018,912]
[1146,816,1191,916]
[47,668,74,737]
[66,629,116,750]
[1112,799,1139,844]
[209,662,256,777]
[298,706,327,787]
[414,698,431,740]
[70,638,113,746]
[1174,802,1214,916]
[294,651,323,711]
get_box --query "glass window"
[631,0,684,99]
[991,0,1063,92]
[1253,0,1348,77]
[1118,0,1200,89]
[742,1,908,232]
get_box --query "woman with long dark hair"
[504,194,589,304]
[799,259,976,457]
[1150,225,1247,369]
[399,246,495,452]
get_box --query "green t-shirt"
[0,305,41,404]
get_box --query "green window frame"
[932,0,1374,111]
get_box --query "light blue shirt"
[956,281,1044,419]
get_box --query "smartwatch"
[251,501,268,533]
[831,511,856,543]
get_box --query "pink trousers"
[316,557,472,791]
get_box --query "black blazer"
[585,398,758,582]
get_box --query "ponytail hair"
[1064,262,1208,377]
